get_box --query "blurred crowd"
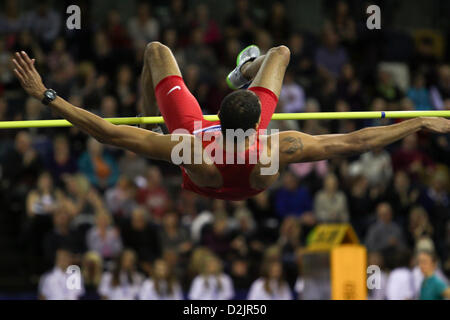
[0,0,449,300]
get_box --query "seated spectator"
[279,70,306,114]
[127,2,159,48]
[247,260,292,300]
[277,217,302,272]
[80,251,103,300]
[385,249,414,300]
[315,27,349,79]
[105,175,138,219]
[117,150,148,182]
[24,2,61,48]
[367,251,388,300]
[407,206,434,248]
[188,254,234,300]
[78,137,119,191]
[137,166,171,221]
[46,135,78,187]
[86,210,123,261]
[430,65,450,110]
[275,171,313,219]
[349,148,393,189]
[139,259,183,300]
[264,1,291,44]
[121,207,162,274]
[383,171,420,220]
[417,250,450,300]
[365,202,405,252]
[201,214,232,260]
[374,69,404,105]
[43,200,82,267]
[313,173,349,223]
[391,133,434,180]
[407,73,432,110]
[25,172,63,274]
[38,249,83,300]
[159,211,192,258]
[99,249,144,300]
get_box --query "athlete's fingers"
[13,68,25,84]
[15,52,30,73]
[12,59,27,78]
[21,51,34,68]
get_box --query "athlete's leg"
[247,46,290,98]
[246,46,290,130]
[141,42,205,133]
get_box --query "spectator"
[139,259,183,300]
[313,173,349,223]
[367,251,388,300]
[80,251,103,300]
[349,148,393,189]
[24,2,61,48]
[385,249,414,300]
[86,210,123,261]
[127,2,159,48]
[46,135,78,186]
[104,175,138,219]
[407,206,434,248]
[38,249,83,300]
[374,69,404,105]
[137,166,171,221]
[117,150,148,182]
[417,250,450,300]
[121,206,162,273]
[98,249,144,300]
[391,133,434,180]
[78,137,119,191]
[159,211,192,258]
[365,202,405,252]
[315,27,349,79]
[407,73,432,110]
[247,260,292,300]
[279,70,306,113]
[42,200,81,267]
[275,171,313,219]
[188,254,234,300]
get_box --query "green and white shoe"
[226,45,260,90]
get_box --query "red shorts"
[154,75,278,134]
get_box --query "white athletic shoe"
[226,45,260,90]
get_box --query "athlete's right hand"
[12,51,47,100]
[422,117,450,134]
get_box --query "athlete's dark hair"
[218,90,261,137]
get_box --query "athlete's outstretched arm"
[12,51,187,163]
[278,118,450,164]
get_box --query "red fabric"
[155,75,278,200]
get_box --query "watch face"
[45,91,56,99]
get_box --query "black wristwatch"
[42,89,57,105]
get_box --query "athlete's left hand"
[12,51,47,100]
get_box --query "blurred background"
[0,0,449,300]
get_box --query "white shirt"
[188,274,234,300]
[386,267,414,300]
[99,271,144,300]
[280,83,306,113]
[139,279,183,300]
[39,267,84,300]
[247,278,293,300]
